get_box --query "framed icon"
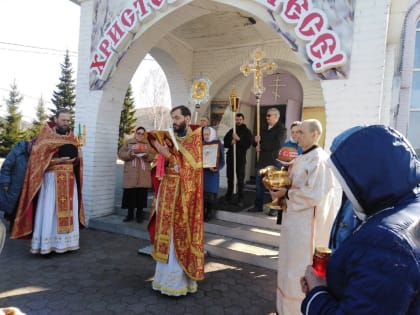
[203,143,220,168]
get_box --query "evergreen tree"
[118,84,137,149]
[50,50,76,126]
[0,80,24,155]
[26,96,48,139]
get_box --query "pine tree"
[50,50,76,126]
[26,96,48,139]
[118,84,137,149]
[0,80,24,155]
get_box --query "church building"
[70,0,420,220]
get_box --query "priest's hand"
[153,140,170,158]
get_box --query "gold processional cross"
[240,48,277,161]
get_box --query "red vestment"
[11,123,85,239]
[150,126,204,280]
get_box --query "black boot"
[204,202,213,222]
[123,208,134,222]
[276,211,283,225]
[136,209,143,223]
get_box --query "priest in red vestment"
[11,109,85,254]
[149,105,204,296]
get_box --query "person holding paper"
[203,126,225,221]
[118,126,155,223]
[150,105,204,296]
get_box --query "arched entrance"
[73,0,353,219]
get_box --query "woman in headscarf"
[202,126,225,221]
[118,126,155,223]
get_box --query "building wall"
[322,0,392,147]
[397,1,420,136]
[74,0,407,219]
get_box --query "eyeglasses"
[266,114,273,117]
[136,132,145,135]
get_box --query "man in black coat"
[250,107,286,216]
[223,113,253,207]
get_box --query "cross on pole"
[240,48,277,161]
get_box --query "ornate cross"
[240,48,277,161]
[240,48,277,98]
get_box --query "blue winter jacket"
[0,141,30,215]
[203,140,225,194]
[302,125,420,315]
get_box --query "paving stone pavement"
[0,226,277,315]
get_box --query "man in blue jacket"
[300,125,420,315]
[0,140,33,230]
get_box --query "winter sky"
[0,0,166,122]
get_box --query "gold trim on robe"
[11,123,85,239]
[152,127,204,281]
[47,164,75,234]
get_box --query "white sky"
[0,0,167,122]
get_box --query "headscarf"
[203,126,217,143]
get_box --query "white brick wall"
[75,0,405,218]
[323,0,392,148]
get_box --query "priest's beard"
[56,126,70,135]
[173,121,187,135]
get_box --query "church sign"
[90,0,354,89]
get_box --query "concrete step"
[88,213,151,241]
[214,209,281,231]
[88,211,280,270]
[204,233,278,270]
[204,218,280,247]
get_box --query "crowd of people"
[0,105,419,314]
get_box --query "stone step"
[214,209,281,231]
[113,207,281,245]
[204,218,280,247]
[88,212,280,270]
[204,233,278,270]
[116,206,281,231]
[88,213,151,241]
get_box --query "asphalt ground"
[0,223,277,315]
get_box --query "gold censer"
[259,166,291,210]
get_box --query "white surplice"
[152,231,198,296]
[31,171,80,254]
[276,147,341,315]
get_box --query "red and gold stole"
[47,164,75,233]
[152,126,205,281]
[11,123,85,239]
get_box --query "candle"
[83,125,87,145]
[312,246,331,278]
